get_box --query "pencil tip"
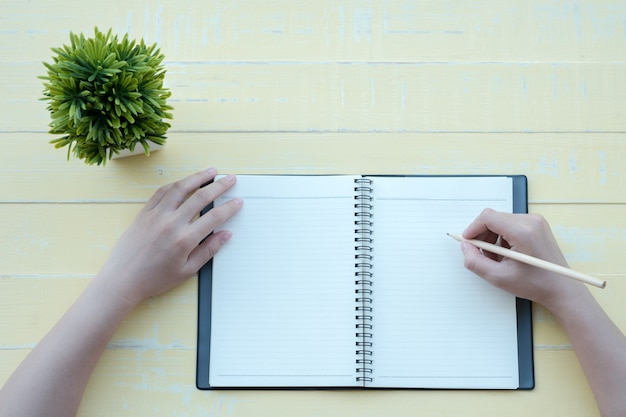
[447,233,465,243]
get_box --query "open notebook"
[196,175,533,390]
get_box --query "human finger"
[461,242,510,289]
[190,197,243,243]
[141,180,179,212]
[178,174,238,221]
[462,242,493,277]
[462,208,524,244]
[158,168,220,211]
[184,230,234,275]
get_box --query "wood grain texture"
[2,0,625,415]
[5,62,626,132]
[2,0,626,62]
[2,133,626,203]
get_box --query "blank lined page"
[367,176,520,389]
[208,175,359,388]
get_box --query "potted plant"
[40,28,173,165]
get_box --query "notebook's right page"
[367,176,520,389]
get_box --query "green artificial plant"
[40,28,173,165]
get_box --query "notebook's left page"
[207,175,360,388]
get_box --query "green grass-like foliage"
[40,28,173,165]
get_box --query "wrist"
[539,281,593,322]
[88,270,140,316]
[91,252,156,310]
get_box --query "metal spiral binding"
[354,177,374,383]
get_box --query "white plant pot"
[110,142,164,160]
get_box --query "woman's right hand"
[460,208,584,309]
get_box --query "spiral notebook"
[196,175,533,390]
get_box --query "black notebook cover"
[196,174,533,390]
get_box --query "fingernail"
[219,230,233,243]
[232,198,243,206]
[460,242,469,254]
[206,167,217,175]
[225,174,236,182]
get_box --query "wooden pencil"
[447,233,606,289]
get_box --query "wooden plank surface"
[5,62,626,132]
[3,0,626,63]
[2,0,625,416]
[2,133,626,203]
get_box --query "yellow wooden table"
[1,1,625,415]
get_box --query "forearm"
[461,210,626,415]
[548,286,626,417]
[0,275,134,417]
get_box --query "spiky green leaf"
[40,27,173,165]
